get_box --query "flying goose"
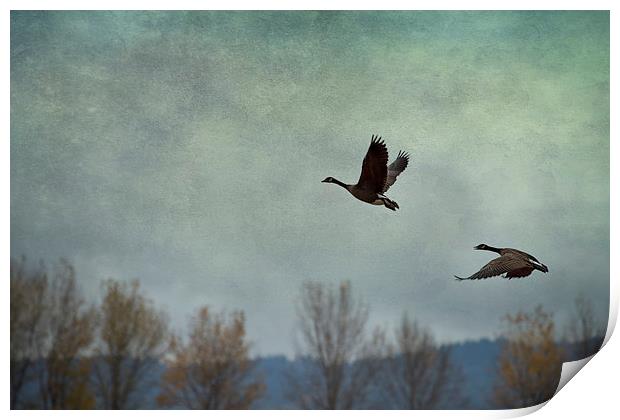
[322,135,410,211]
[455,244,549,280]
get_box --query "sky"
[11,11,609,356]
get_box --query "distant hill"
[251,336,604,409]
[252,338,502,409]
[15,337,603,409]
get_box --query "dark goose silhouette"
[322,135,410,211]
[455,244,549,280]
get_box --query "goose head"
[474,243,491,250]
[322,177,335,183]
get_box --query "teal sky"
[11,11,609,355]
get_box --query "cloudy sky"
[11,11,609,356]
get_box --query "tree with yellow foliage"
[157,307,264,409]
[93,279,169,409]
[493,305,565,408]
[11,258,97,409]
[38,260,97,409]
[11,257,48,409]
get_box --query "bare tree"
[10,257,48,409]
[93,279,169,409]
[157,306,264,409]
[566,294,605,359]
[290,281,385,409]
[37,260,97,409]
[382,313,466,409]
[493,305,565,409]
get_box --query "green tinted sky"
[11,11,609,355]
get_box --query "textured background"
[11,11,609,355]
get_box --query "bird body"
[455,244,548,280]
[322,135,410,211]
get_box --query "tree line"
[10,257,605,409]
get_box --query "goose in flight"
[455,244,549,280]
[322,135,410,211]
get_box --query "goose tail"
[533,262,549,273]
[381,197,399,211]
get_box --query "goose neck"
[332,178,349,189]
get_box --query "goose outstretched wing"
[357,135,389,193]
[383,151,410,193]
[455,255,531,280]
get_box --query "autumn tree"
[10,257,48,409]
[290,281,385,409]
[93,279,169,409]
[381,313,466,409]
[11,257,96,409]
[157,307,264,409]
[566,294,605,360]
[493,305,565,409]
[37,259,97,409]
